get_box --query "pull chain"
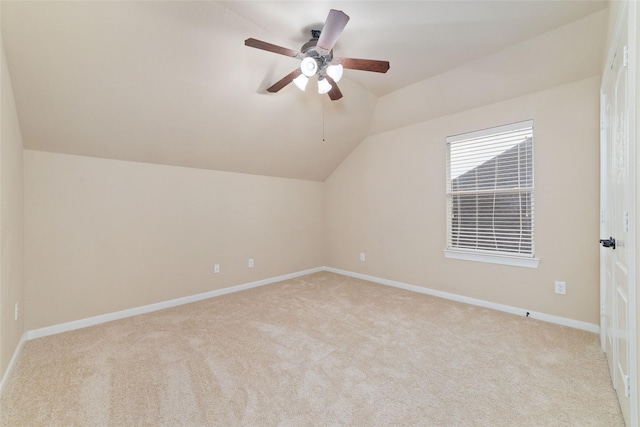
[322,98,325,142]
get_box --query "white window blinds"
[446,120,534,258]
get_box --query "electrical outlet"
[14,302,19,321]
[248,258,254,268]
[214,264,220,273]
[360,252,366,262]
[554,281,566,295]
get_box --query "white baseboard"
[27,267,324,340]
[0,332,27,395]
[325,267,599,333]
[23,265,599,343]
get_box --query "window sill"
[443,249,540,269]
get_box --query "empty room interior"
[1,0,639,425]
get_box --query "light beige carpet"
[1,272,624,426]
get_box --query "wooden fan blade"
[340,57,390,73]
[316,9,350,54]
[267,68,303,93]
[245,38,301,58]
[324,75,343,101]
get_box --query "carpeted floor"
[1,271,624,426]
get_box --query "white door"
[600,11,631,425]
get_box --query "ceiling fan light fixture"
[245,9,390,101]
[326,63,343,82]
[300,57,318,77]
[317,77,332,94]
[293,74,309,91]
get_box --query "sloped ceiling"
[1,1,607,181]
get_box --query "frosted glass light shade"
[326,64,343,82]
[317,77,332,94]
[293,74,308,91]
[300,57,318,77]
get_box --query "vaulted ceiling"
[1,1,607,181]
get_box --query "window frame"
[443,120,540,268]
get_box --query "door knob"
[600,237,616,249]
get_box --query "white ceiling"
[1,1,608,181]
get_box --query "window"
[444,120,538,268]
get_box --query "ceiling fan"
[245,9,390,101]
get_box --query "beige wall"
[24,151,324,330]
[0,41,25,378]
[326,76,601,324]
